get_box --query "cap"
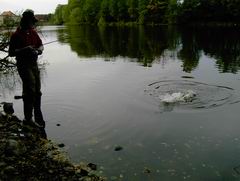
[22,9,38,23]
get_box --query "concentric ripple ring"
[145,80,236,112]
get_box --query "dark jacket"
[9,27,42,65]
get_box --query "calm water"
[1,25,240,180]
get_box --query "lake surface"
[1,25,240,180]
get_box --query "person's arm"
[34,29,44,55]
[16,46,35,54]
[9,44,35,57]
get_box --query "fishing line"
[43,40,59,46]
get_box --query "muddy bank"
[0,108,105,181]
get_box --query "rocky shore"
[0,107,105,181]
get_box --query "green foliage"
[100,0,111,21]
[146,0,168,23]
[167,0,179,23]
[109,0,118,21]
[138,0,148,24]
[83,0,101,23]
[54,5,65,25]
[62,5,70,23]
[117,0,128,21]
[98,16,107,26]
[69,7,84,24]
[52,0,240,25]
[3,17,16,27]
[178,0,240,24]
[127,0,138,21]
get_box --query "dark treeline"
[53,0,240,25]
[57,25,240,73]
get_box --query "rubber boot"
[34,94,45,128]
[23,96,34,122]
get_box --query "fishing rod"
[43,40,59,46]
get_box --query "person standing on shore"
[8,10,45,128]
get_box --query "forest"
[53,0,240,25]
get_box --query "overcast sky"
[0,0,68,14]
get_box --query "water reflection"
[57,25,178,67]
[0,62,47,99]
[57,25,240,73]
[179,26,240,73]
[0,69,20,98]
[177,27,200,73]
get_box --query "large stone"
[5,139,26,156]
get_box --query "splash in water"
[145,80,237,112]
[159,90,196,103]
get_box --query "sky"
[0,0,68,14]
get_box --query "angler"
[8,9,45,128]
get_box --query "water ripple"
[145,80,237,112]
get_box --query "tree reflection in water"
[57,25,240,73]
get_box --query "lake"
[1,25,240,180]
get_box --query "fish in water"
[159,90,196,103]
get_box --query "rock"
[0,162,6,167]
[58,143,65,148]
[5,139,18,150]
[143,168,151,174]
[5,139,26,156]
[114,146,123,151]
[3,166,15,175]
[79,169,89,176]
[3,102,14,115]
[87,163,97,170]
[181,76,194,79]
[64,166,73,172]
[9,124,19,132]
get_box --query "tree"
[62,5,71,23]
[0,24,16,70]
[83,0,102,23]
[117,0,128,21]
[146,0,168,23]
[54,5,65,25]
[53,0,240,24]
[167,0,179,24]
[100,0,111,22]
[127,0,138,21]
[69,7,84,24]
[109,0,119,21]
[138,0,148,24]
